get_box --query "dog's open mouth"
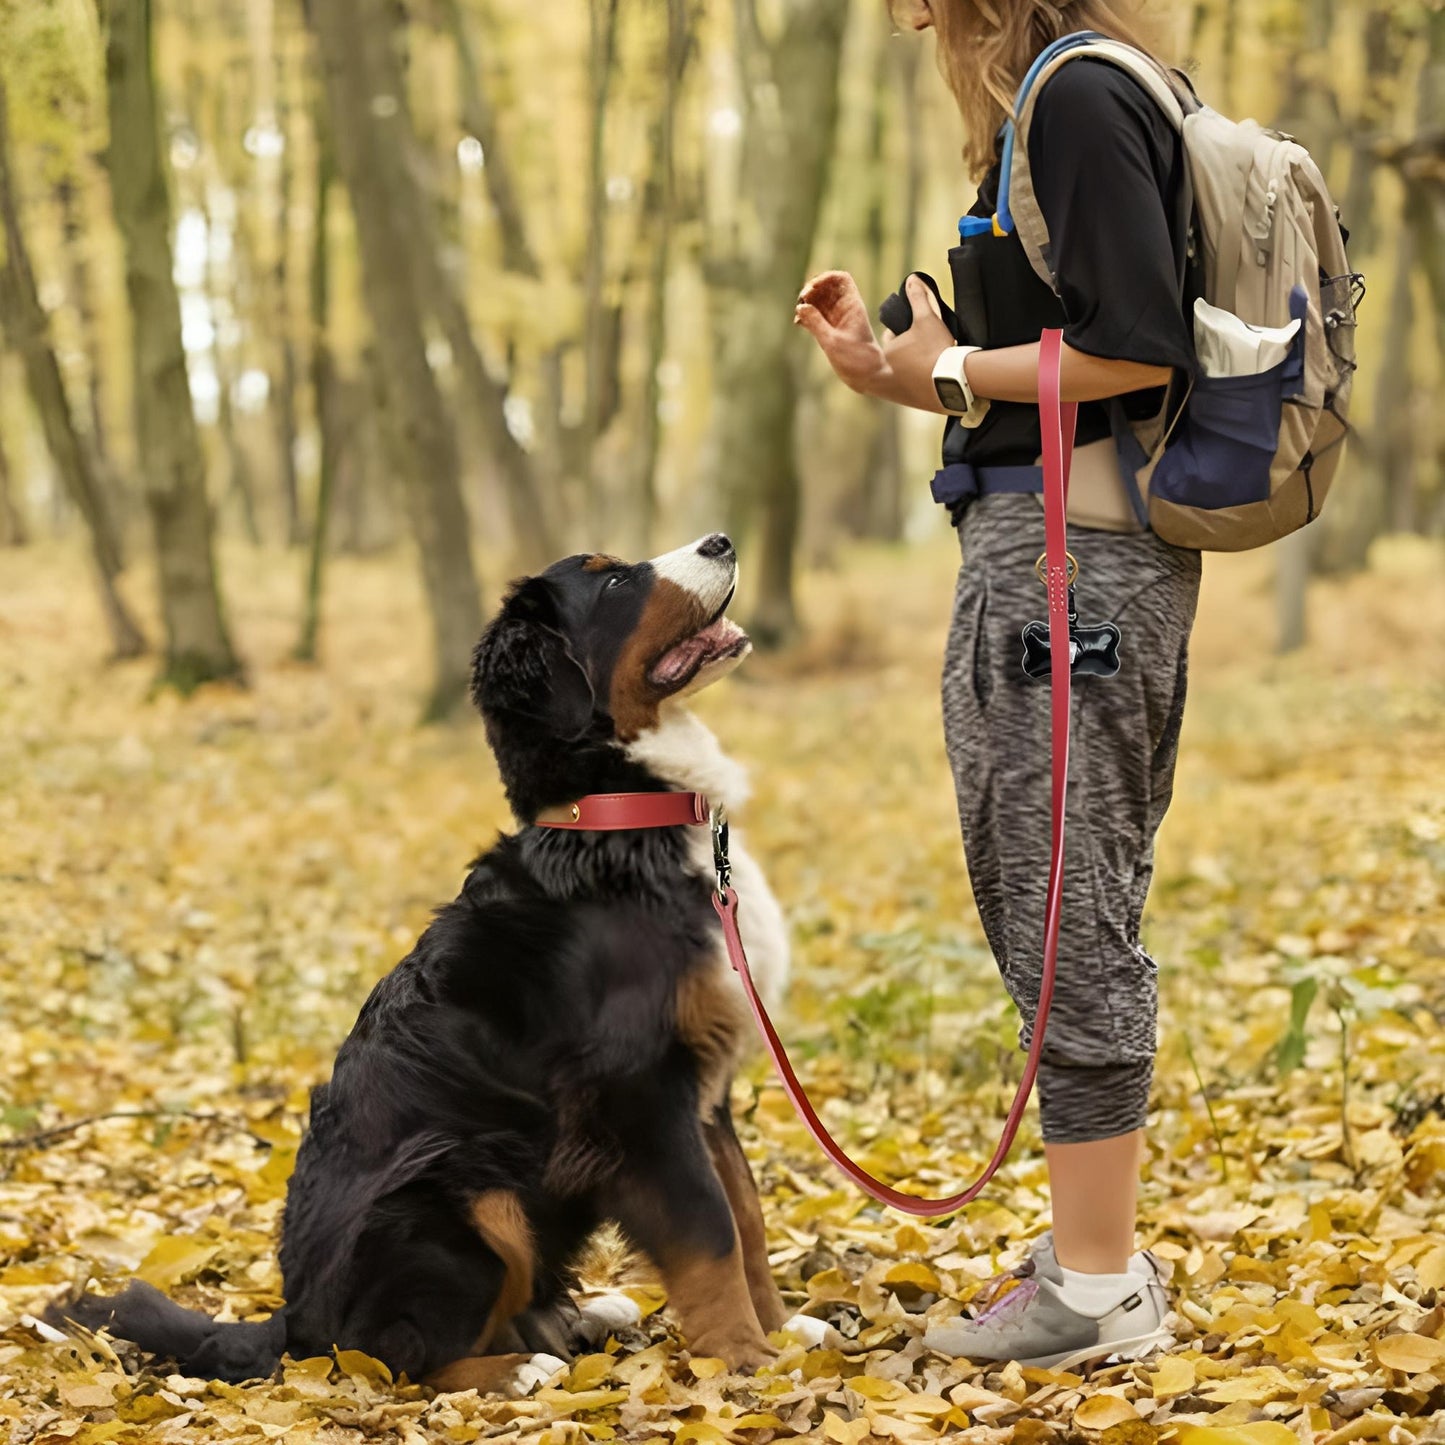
[650,609,750,690]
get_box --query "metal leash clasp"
[710,804,732,903]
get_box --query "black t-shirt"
[942,59,1196,472]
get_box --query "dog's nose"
[697,533,733,559]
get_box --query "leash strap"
[711,331,1077,1217]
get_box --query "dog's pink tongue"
[652,617,745,686]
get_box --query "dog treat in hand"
[878,272,956,339]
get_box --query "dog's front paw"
[689,1331,778,1375]
[578,1292,643,1345]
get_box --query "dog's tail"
[45,1283,287,1383]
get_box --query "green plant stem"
[1184,1031,1230,1184]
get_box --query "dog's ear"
[471,578,596,740]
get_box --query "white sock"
[1057,1264,1146,1317]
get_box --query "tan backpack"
[999,33,1362,552]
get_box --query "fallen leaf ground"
[1,534,1443,1445]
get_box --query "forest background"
[1,0,1444,1442]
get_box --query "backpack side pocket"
[1149,360,1286,511]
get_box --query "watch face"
[935,378,969,412]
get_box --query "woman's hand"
[795,271,953,415]
[793,271,886,393]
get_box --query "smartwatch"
[932,346,989,427]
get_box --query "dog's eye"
[605,574,628,590]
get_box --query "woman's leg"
[1046,1130,1143,1274]
[935,496,1199,1364]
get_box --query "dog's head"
[471,533,750,752]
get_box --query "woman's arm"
[795,270,1170,412]
[964,343,1171,403]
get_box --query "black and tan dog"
[48,534,793,1391]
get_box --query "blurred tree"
[204,173,263,547]
[0,416,22,546]
[270,53,304,547]
[396,0,558,568]
[1273,0,1337,654]
[705,0,848,647]
[1340,4,1402,259]
[0,76,145,657]
[627,0,692,555]
[845,13,922,544]
[294,94,335,663]
[441,0,538,279]
[54,174,122,516]
[1404,7,1445,536]
[577,0,622,540]
[439,0,573,550]
[1404,8,1445,371]
[99,0,240,686]
[308,0,484,719]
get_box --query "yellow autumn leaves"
[1,534,1443,1443]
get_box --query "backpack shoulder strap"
[1000,34,1194,290]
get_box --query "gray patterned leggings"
[942,494,1201,1145]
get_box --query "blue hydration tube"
[959,31,1106,244]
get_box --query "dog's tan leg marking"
[470,1190,535,1350]
[704,1118,788,1334]
[425,1352,536,1395]
[663,1244,776,1372]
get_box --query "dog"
[48,533,793,1391]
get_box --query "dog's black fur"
[49,539,785,1387]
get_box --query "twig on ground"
[0,1110,275,1153]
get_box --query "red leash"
[542,333,1077,1218]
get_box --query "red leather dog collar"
[534,792,711,831]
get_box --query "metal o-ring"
[1034,551,1079,587]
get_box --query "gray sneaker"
[921,1233,1174,1372]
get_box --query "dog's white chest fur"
[624,708,790,1013]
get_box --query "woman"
[796,0,1199,1370]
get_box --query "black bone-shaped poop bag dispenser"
[1021,584,1123,681]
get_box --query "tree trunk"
[441,0,572,531]
[846,12,918,544]
[0,78,145,657]
[1271,0,1337,649]
[100,0,238,687]
[627,0,690,555]
[308,0,483,720]
[1340,5,1398,258]
[204,182,263,547]
[1405,9,1445,368]
[1275,527,1313,655]
[379,0,556,567]
[705,0,848,647]
[56,174,125,530]
[295,95,336,663]
[441,0,540,279]
[1376,219,1417,536]
[0,417,27,546]
[578,0,622,540]
[272,66,304,546]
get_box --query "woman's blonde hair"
[912,1,1170,176]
